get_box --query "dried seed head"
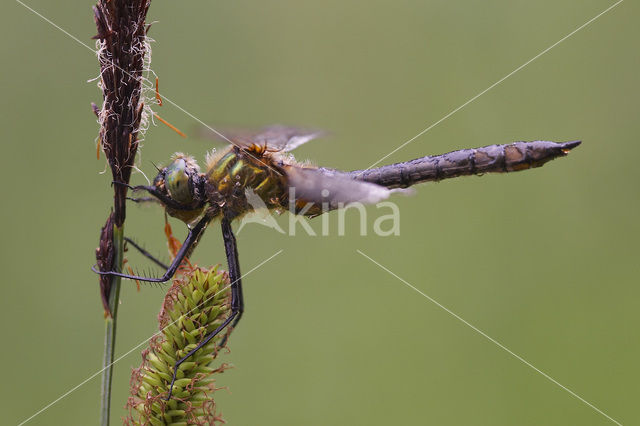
[95,212,115,316]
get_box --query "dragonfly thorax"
[202,146,288,219]
[152,148,288,224]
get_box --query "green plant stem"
[101,225,124,426]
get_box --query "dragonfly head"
[152,154,206,223]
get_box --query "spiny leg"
[92,213,212,283]
[113,180,193,212]
[166,216,244,399]
[124,237,169,270]
[218,215,244,347]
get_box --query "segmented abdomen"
[346,140,581,189]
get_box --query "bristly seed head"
[125,265,231,425]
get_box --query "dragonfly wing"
[200,125,324,152]
[286,166,399,209]
[252,125,324,151]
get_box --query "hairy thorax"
[203,146,289,220]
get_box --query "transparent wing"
[286,166,403,209]
[199,125,324,152]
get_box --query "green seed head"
[125,266,231,425]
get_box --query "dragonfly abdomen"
[347,140,581,189]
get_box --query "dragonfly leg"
[134,184,199,211]
[126,196,158,205]
[218,216,244,347]
[92,214,211,283]
[166,216,243,399]
[113,180,196,211]
[166,311,238,400]
[124,237,169,270]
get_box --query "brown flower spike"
[92,1,152,424]
[94,0,151,315]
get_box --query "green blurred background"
[2,1,638,424]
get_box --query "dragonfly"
[95,125,580,398]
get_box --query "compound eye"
[165,158,194,204]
